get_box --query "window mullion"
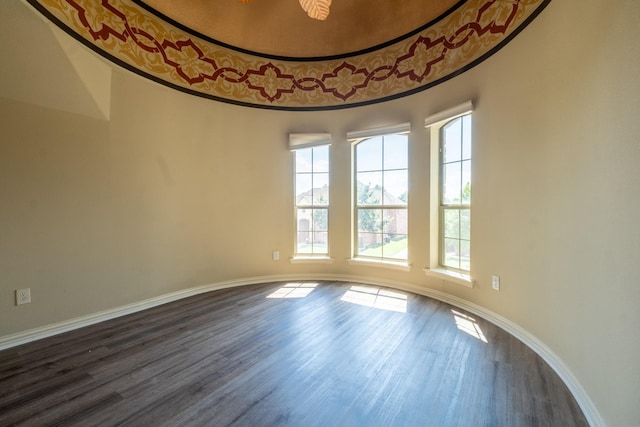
[295,145,329,257]
[437,114,471,273]
[354,134,408,262]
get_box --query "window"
[293,143,329,256]
[440,114,472,272]
[424,101,473,286]
[352,130,409,262]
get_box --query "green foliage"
[357,182,382,233]
[461,182,471,203]
[357,182,380,204]
[312,208,327,232]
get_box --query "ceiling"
[22,0,551,110]
[142,0,462,58]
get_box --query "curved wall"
[1,0,639,426]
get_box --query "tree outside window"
[354,134,408,261]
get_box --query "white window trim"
[349,124,411,266]
[347,257,411,272]
[347,122,410,142]
[423,267,473,288]
[424,101,473,128]
[289,256,334,264]
[289,133,332,150]
[424,101,474,286]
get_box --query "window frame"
[439,115,472,273]
[423,101,474,286]
[293,144,330,258]
[351,131,410,264]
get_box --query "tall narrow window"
[353,132,409,262]
[424,101,473,285]
[440,114,471,271]
[293,141,329,256]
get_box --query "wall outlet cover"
[16,288,31,305]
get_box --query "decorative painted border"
[0,273,604,426]
[26,0,550,110]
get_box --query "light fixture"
[239,0,332,21]
[299,0,332,20]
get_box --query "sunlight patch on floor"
[452,309,488,343]
[267,282,318,299]
[340,285,407,313]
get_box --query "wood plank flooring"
[0,281,588,426]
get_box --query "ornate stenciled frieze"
[27,0,550,110]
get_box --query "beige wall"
[1,0,638,425]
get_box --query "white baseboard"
[0,275,286,352]
[0,273,604,427]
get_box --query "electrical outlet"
[16,288,31,305]
[272,251,279,261]
[492,275,500,291]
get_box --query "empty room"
[0,0,638,425]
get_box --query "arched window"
[353,132,409,262]
[439,114,472,272]
[424,101,473,286]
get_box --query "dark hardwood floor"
[0,281,588,426]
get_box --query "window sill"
[289,256,334,264]
[423,268,473,288]
[347,258,411,272]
